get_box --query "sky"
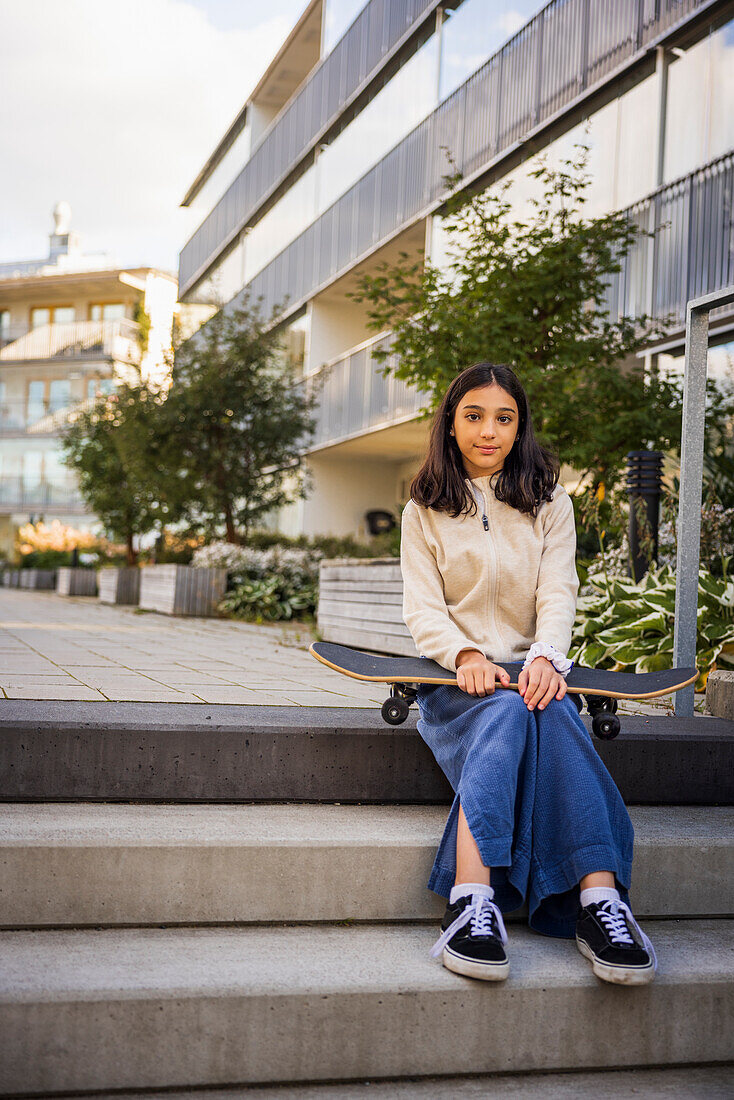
[0,0,307,274]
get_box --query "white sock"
[450,881,494,904]
[580,885,620,908]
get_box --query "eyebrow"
[462,404,516,413]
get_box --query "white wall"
[306,294,372,372]
[281,452,401,538]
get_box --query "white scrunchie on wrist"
[522,642,573,678]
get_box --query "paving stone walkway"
[0,589,383,707]
[0,588,696,714]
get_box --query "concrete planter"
[98,567,140,606]
[138,564,227,617]
[706,670,734,720]
[19,570,57,590]
[317,558,415,656]
[56,568,98,597]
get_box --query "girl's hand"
[518,656,567,711]
[455,649,511,696]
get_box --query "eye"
[498,415,512,423]
[465,412,480,421]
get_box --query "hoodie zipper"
[472,482,505,654]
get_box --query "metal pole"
[673,286,734,714]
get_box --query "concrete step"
[1,804,732,928]
[56,1064,734,1099]
[1,920,732,1094]
[1,702,733,803]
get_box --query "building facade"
[179,0,734,538]
[0,204,179,558]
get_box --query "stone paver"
[0,589,384,707]
[0,588,701,713]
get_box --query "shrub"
[571,565,734,689]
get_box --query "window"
[0,310,9,338]
[49,379,71,413]
[27,381,46,422]
[30,306,76,327]
[87,377,116,400]
[90,303,125,321]
[23,452,43,489]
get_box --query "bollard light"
[626,451,663,582]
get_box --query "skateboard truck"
[380,684,622,740]
[381,683,418,725]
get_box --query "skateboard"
[309,641,698,740]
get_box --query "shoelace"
[596,900,658,971]
[430,893,508,958]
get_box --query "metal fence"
[0,477,84,510]
[179,0,440,297]
[307,150,733,450]
[606,150,734,328]
[0,320,140,364]
[309,333,427,449]
[184,0,714,306]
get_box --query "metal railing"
[0,477,84,510]
[0,319,140,363]
[179,0,442,298]
[187,0,715,309]
[308,332,427,449]
[673,284,734,717]
[306,148,734,450]
[607,151,734,328]
[0,395,106,435]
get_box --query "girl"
[400,362,656,985]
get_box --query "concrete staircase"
[1,704,733,1094]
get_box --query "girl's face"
[451,383,520,479]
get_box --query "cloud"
[0,0,297,273]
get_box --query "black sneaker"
[430,889,509,981]
[576,898,657,985]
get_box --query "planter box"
[19,570,57,590]
[707,670,734,721]
[139,564,227,617]
[317,558,416,656]
[56,568,98,597]
[98,567,140,606]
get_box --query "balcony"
[179,0,443,298]
[308,149,734,452]
[238,0,714,326]
[0,476,85,512]
[0,395,108,436]
[309,332,427,450]
[0,319,140,365]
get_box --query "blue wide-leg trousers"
[416,684,634,938]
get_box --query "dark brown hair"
[410,363,559,517]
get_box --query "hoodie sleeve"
[400,500,486,672]
[534,487,579,655]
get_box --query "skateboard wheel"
[592,713,621,740]
[382,696,410,725]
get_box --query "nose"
[480,422,496,439]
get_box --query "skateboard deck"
[310,642,697,739]
[310,642,697,699]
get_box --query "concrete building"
[0,204,178,558]
[178,0,734,539]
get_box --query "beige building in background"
[0,203,180,559]
[178,0,734,540]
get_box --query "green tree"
[61,383,169,564]
[351,145,687,488]
[163,293,316,543]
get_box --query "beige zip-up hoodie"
[400,475,579,672]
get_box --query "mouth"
[476,446,499,454]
